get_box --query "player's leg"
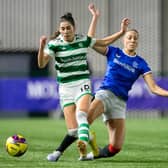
[87,98,104,157]
[80,98,105,161]
[88,98,104,125]
[47,105,78,161]
[98,90,126,158]
[101,118,125,157]
[87,119,125,159]
[76,94,92,160]
[57,105,78,152]
[75,97,103,161]
[87,90,126,159]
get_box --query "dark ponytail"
[60,12,75,27]
[50,30,60,40]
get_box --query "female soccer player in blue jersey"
[86,28,168,159]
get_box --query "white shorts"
[59,79,92,108]
[95,89,126,121]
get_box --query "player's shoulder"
[108,45,120,50]
[135,55,146,62]
[75,34,89,42]
[48,35,64,45]
[134,55,149,67]
[55,34,64,43]
[107,45,121,54]
[75,34,85,39]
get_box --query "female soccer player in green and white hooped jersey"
[38,4,100,161]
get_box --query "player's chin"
[128,46,137,51]
[64,35,73,42]
[64,38,70,42]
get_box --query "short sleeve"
[90,38,96,47]
[106,46,118,58]
[140,59,152,76]
[44,43,56,57]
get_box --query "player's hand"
[40,36,47,48]
[88,3,100,17]
[120,18,131,34]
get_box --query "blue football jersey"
[99,46,152,101]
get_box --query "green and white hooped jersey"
[44,34,96,83]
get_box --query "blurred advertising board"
[0,77,168,111]
[0,78,59,111]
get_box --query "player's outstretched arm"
[87,3,100,37]
[95,18,130,46]
[37,36,50,68]
[144,73,168,97]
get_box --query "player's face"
[123,31,138,54]
[59,21,75,42]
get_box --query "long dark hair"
[50,12,75,40]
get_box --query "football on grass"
[6,134,28,157]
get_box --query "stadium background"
[0,0,168,118]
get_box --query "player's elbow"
[149,85,158,95]
[38,62,46,69]
[150,89,156,95]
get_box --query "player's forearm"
[87,15,99,37]
[38,47,47,68]
[93,45,107,55]
[151,85,168,97]
[103,30,124,45]
[95,30,124,47]
[144,73,168,97]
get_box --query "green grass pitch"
[0,117,168,168]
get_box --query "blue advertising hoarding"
[0,78,59,111]
[0,77,168,112]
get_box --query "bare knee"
[88,104,104,125]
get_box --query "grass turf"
[0,117,168,168]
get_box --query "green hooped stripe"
[78,130,89,134]
[79,123,89,129]
[55,53,86,63]
[49,36,92,52]
[79,136,89,142]
[55,64,88,73]
[57,74,89,83]
[63,102,75,108]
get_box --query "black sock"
[99,145,109,157]
[56,134,77,153]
